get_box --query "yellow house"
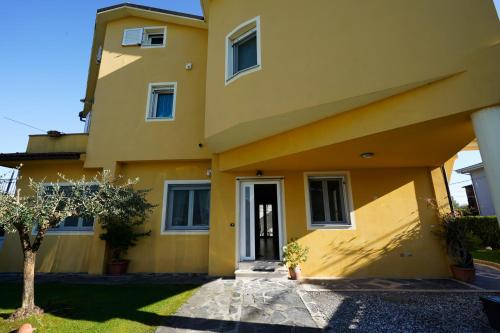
[1,1,499,278]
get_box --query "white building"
[457,162,496,216]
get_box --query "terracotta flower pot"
[289,266,302,280]
[107,260,130,275]
[450,265,475,283]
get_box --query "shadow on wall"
[293,168,451,278]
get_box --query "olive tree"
[0,170,152,319]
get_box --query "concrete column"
[471,106,500,224]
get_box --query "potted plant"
[283,239,309,280]
[100,219,150,275]
[435,213,480,282]
[95,177,154,275]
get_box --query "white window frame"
[225,16,261,85]
[141,26,167,48]
[304,172,356,230]
[0,227,4,249]
[161,180,211,235]
[84,111,92,133]
[122,26,167,48]
[32,182,97,235]
[145,82,177,122]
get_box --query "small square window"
[306,176,352,228]
[146,83,176,120]
[122,27,166,48]
[163,182,211,232]
[142,27,166,47]
[226,17,261,83]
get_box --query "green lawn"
[0,283,197,333]
[472,249,500,264]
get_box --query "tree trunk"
[10,250,43,319]
[22,251,36,311]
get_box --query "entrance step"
[235,261,289,280]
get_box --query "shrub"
[434,214,477,268]
[456,216,500,249]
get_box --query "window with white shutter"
[122,26,166,48]
[122,28,143,46]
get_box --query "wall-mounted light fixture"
[360,152,375,159]
[256,170,263,176]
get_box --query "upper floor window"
[226,17,261,84]
[122,26,166,48]
[84,111,92,133]
[146,82,177,121]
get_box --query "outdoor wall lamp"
[360,152,375,159]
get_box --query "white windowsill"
[43,231,95,236]
[225,64,261,85]
[307,224,355,230]
[145,117,175,122]
[160,230,209,235]
[141,44,165,49]
[31,228,95,236]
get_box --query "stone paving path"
[473,263,500,290]
[156,279,318,332]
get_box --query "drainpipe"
[441,165,454,214]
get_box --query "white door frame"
[235,178,285,262]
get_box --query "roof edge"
[456,162,484,174]
[0,152,83,162]
[97,3,204,21]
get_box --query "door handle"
[229,223,235,227]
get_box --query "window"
[163,181,210,233]
[146,83,176,121]
[84,111,92,133]
[142,27,166,47]
[48,215,95,233]
[43,184,97,234]
[226,17,261,83]
[122,26,166,48]
[305,174,354,229]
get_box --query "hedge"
[456,216,500,249]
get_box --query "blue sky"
[0,1,498,204]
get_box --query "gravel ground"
[308,291,498,333]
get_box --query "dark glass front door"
[254,184,279,260]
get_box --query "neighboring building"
[0,1,499,278]
[463,184,480,215]
[457,163,497,216]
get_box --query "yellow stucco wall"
[119,160,212,273]
[209,162,450,277]
[85,16,210,168]
[2,3,487,279]
[0,161,101,273]
[204,0,500,151]
[0,160,213,274]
